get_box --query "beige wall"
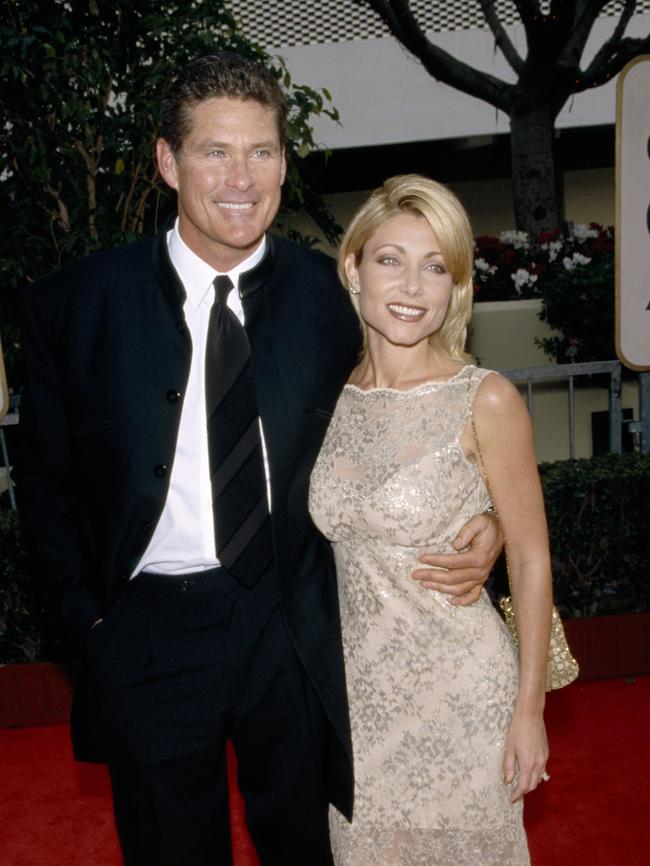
[563,167,615,229]
[289,166,616,252]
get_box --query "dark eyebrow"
[197,139,280,150]
[374,243,443,258]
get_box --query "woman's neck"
[350,339,462,391]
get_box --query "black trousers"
[86,568,334,866]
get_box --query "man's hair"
[160,52,289,153]
[338,174,475,363]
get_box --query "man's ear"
[156,138,179,191]
[280,149,287,186]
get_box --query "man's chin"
[209,216,266,246]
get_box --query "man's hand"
[411,512,502,605]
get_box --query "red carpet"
[525,676,650,865]
[0,677,648,865]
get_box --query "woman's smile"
[386,302,427,321]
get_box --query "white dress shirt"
[132,221,268,576]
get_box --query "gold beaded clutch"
[467,371,579,692]
[498,596,579,691]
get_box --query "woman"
[309,175,552,866]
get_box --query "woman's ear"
[344,253,359,293]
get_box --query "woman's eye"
[378,256,399,266]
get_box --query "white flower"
[474,258,497,275]
[511,268,538,294]
[499,230,530,251]
[541,239,563,263]
[572,224,598,241]
[562,253,592,271]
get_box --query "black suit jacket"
[18,229,361,816]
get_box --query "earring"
[350,281,360,295]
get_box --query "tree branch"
[563,0,613,64]
[359,0,513,112]
[479,0,525,75]
[579,0,640,83]
[513,0,542,26]
[74,120,102,243]
[46,184,70,232]
[120,159,144,232]
[360,0,403,33]
[73,140,96,175]
[512,0,543,44]
[577,34,650,90]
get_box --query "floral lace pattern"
[309,366,530,866]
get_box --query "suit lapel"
[242,253,296,504]
[151,219,188,319]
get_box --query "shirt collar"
[167,218,267,310]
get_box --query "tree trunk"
[509,104,563,238]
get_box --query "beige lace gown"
[309,365,530,866]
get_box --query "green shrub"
[0,508,40,663]
[539,453,650,618]
[2,455,648,662]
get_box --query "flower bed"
[473,223,615,365]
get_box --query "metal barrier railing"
[500,361,622,458]
[1,366,649,513]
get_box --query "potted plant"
[471,223,617,364]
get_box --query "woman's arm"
[468,372,553,802]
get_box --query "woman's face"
[346,212,454,349]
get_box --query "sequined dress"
[309,365,530,866]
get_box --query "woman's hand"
[504,709,549,803]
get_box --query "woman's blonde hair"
[338,174,475,361]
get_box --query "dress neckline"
[344,364,473,396]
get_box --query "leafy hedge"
[540,454,650,618]
[0,508,39,664]
[2,454,649,662]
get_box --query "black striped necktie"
[205,275,273,586]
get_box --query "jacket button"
[153,464,168,478]
[176,320,186,334]
[140,520,152,530]
[166,390,181,403]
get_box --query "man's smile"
[215,201,255,210]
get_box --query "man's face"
[157,96,286,271]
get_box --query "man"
[19,54,500,866]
